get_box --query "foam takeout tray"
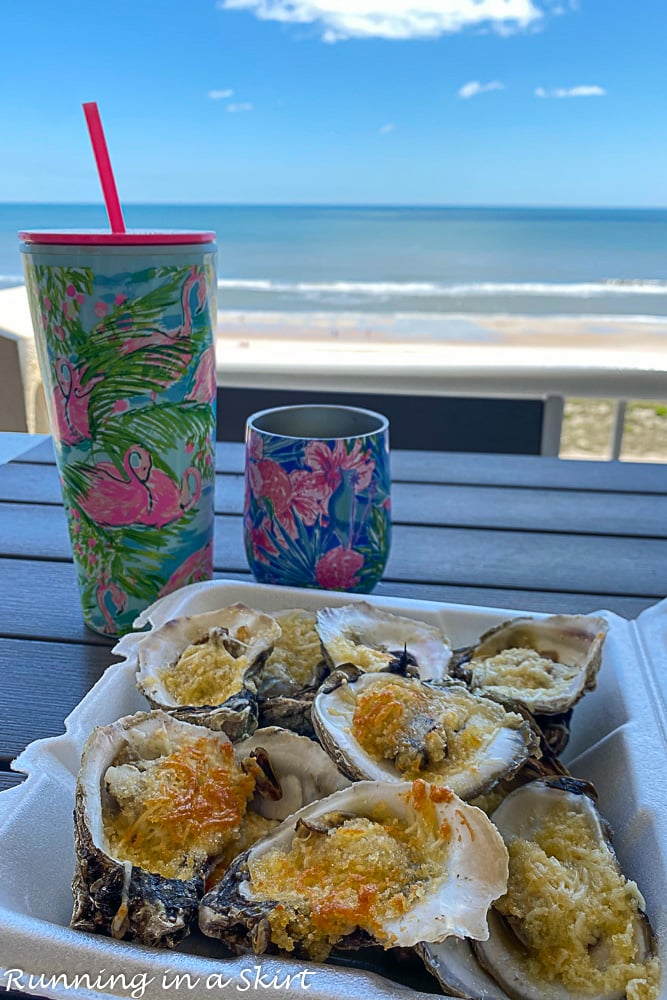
[1,580,665,999]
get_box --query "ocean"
[2,203,667,318]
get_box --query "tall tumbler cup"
[20,230,217,636]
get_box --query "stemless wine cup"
[244,404,391,592]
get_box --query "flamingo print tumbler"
[244,405,391,592]
[20,230,217,635]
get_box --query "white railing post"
[540,394,565,456]
[610,400,627,461]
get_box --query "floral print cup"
[20,230,217,636]
[244,405,391,592]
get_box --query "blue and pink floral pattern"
[244,425,391,592]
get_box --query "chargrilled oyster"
[419,777,660,1000]
[312,671,540,799]
[256,609,330,735]
[474,779,659,1000]
[316,602,451,680]
[199,779,509,962]
[71,711,258,947]
[136,604,281,740]
[453,615,608,718]
[421,779,659,1000]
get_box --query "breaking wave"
[217,278,667,300]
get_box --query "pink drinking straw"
[82,102,126,234]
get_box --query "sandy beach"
[0,284,665,459]
[216,310,667,462]
[218,309,667,352]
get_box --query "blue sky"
[1,0,665,206]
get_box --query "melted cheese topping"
[103,737,256,879]
[205,811,281,890]
[471,647,578,698]
[159,628,252,706]
[349,678,523,781]
[326,631,394,672]
[248,782,452,961]
[263,611,323,689]
[495,801,660,999]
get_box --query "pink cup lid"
[19,229,216,246]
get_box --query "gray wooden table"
[1,436,666,793]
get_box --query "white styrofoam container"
[0,580,665,1000]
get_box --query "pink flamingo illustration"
[186,345,216,404]
[96,576,128,634]
[76,446,202,528]
[53,358,104,445]
[140,464,202,528]
[119,268,206,359]
[158,541,213,597]
[75,445,153,526]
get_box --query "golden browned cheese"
[205,811,281,890]
[248,781,453,961]
[350,677,523,780]
[495,801,660,999]
[103,738,256,879]
[263,611,323,688]
[158,629,252,706]
[471,647,578,697]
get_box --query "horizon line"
[2,201,667,211]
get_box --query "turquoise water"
[3,203,667,316]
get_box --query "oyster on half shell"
[136,604,281,740]
[312,671,540,800]
[473,779,658,1000]
[71,711,256,947]
[199,779,509,962]
[453,614,608,717]
[420,779,660,1000]
[255,609,330,736]
[316,602,452,680]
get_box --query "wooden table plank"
[0,559,114,644]
[1,502,665,598]
[0,558,653,643]
[0,770,25,791]
[4,465,667,540]
[211,478,667,538]
[4,456,667,546]
[373,581,654,619]
[0,639,119,762]
[14,438,667,494]
[390,451,667,492]
[213,444,667,492]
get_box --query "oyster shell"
[312,671,540,799]
[472,779,658,1000]
[235,726,350,820]
[136,604,282,740]
[256,609,329,736]
[71,711,256,947]
[454,614,608,716]
[316,602,452,680]
[199,779,509,962]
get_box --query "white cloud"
[226,102,254,112]
[217,1,562,41]
[208,88,234,99]
[458,80,505,99]
[535,84,606,98]
[379,122,396,133]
